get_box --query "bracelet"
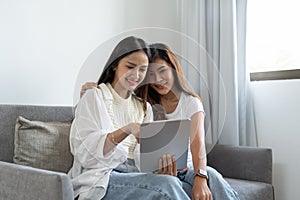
[110,132,119,145]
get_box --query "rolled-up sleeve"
[70,88,126,169]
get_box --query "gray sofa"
[0,104,274,200]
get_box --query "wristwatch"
[194,169,208,180]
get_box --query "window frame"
[250,69,300,81]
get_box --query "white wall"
[0,0,179,106]
[0,0,126,106]
[251,79,300,200]
[123,0,179,31]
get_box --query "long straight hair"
[97,36,151,113]
[135,43,202,120]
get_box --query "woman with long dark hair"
[135,43,239,200]
[69,37,191,200]
[79,41,240,200]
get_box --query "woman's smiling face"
[112,50,149,92]
[148,58,175,95]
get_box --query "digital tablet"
[139,118,190,172]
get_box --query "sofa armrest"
[0,161,74,200]
[207,144,272,184]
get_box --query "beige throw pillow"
[13,116,73,173]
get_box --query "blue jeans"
[178,166,240,200]
[101,159,239,200]
[102,159,189,200]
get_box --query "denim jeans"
[101,159,190,200]
[84,159,239,200]
[178,166,240,200]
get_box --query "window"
[247,0,300,81]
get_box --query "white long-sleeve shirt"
[68,83,153,199]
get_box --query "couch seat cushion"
[225,177,274,200]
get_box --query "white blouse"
[68,83,153,199]
[106,83,143,159]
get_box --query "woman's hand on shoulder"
[80,82,99,98]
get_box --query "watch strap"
[194,169,208,180]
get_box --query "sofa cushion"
[13,116,73,173]
[225,177,274,200]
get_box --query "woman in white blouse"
[69,36,191,200]
[80,42,240,200]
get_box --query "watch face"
[196,169,208,179]
[198,169,207,176]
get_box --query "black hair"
[97,36,151,84]
[136,43,201,120]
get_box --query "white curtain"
[179,0,257,151]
